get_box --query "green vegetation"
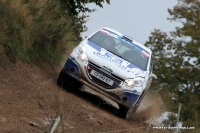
[0,0,78,64]
[0,0,109,65]
[145,0,200,132]
[60,0,110,15]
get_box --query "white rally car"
[57,27,157,119]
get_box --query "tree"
[145,0,200,129]
[58,0,110,41]
[60,0,110,15]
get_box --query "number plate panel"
[90,70,114,86]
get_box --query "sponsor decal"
[103,30,150,58]
[142,50,149,57]
[131,68,143,75]
[108,32,119,38]
[96,48,130,70]
[100,30,109,34]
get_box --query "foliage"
[145,0,200,130]
[59,0,110,16]
[0,0,83,64]
[0,0,110,65]
[59,0,110,36]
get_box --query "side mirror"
[149,74,157,79]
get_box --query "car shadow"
[58,79,119,117]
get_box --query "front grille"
[86,62,123,89]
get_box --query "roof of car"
[101,27,152,53]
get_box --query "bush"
[0,0,83,65]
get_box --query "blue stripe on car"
[63,57,80,75]
[125,92,140,102]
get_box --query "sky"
[81,0,181,44]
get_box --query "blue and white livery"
[57,27,157,119]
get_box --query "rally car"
[57,27,157,119]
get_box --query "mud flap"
[79,85,119,109]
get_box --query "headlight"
[134,77,144,87]
[125,79,134,87]
[75,45,88,61]
[125,77,144,87]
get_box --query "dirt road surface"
[0,60,165,133]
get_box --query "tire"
[57,71,71,89]
[57,71,83,89]
[57,71,63,86]
[118,91,147,119]
[69,78,83,90]
[118,104,137,119]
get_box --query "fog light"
[70,67,75,73]
[122,97,127,101]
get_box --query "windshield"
[89,30,150,70]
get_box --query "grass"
[0,0,83,65]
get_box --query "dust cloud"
[131,90,165,126]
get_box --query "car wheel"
[118,91,147,119]
[57,71,71,89]
[57,71,63,86]
[57,71,83,90]
[70,78,83,89]
[118,104,137,119]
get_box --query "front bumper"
[62,56,141,108]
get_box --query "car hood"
[83,40,147,79]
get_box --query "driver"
[102,37,118,53]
